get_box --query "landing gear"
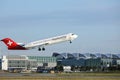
[38,48,41,51]
[70,40,72,43]
[38,47,45,51]
[42,47,45,51]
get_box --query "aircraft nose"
[73,34,78,38]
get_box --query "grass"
[0,72,120,80]
[57,72,120,76]
[0,77,119,80]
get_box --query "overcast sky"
[0,0,120,56]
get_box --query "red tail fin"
[1,38,18,49]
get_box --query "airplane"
[1,33,78,51]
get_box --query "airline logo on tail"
[1,33,78,51]
[7,40,13,46]
[1,38,26,50]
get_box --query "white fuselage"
[24,33,78,49]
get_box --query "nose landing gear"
[70,40,72,43]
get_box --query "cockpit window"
[72,33,74,35]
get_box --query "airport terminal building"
[53,53,120,71]
[0,53,120,72]
[1,55,57,71]
[0,58,2,70]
